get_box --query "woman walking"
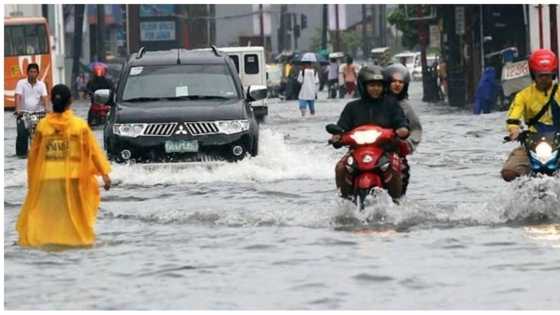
[17,84,112,248]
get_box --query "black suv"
[95,47,267,163]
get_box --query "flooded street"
[4,83,560,310]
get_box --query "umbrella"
[294,52,329,65]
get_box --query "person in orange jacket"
[16,84,112,248]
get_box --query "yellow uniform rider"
[501,48,559,181]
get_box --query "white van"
[392,51,421,76]
[217,46,268,122]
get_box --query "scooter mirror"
[326,124,344,135]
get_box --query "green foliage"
[309,28,360,56]
[309,28,322,52]
[340,31,361,56]
[387,5,420,50]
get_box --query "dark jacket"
[336,94,409,132]
[86,76,114,95]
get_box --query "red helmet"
[528,48,558,75]
[92,64,107,77]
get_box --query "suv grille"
[185,122,219,135]
[143,123,178,136]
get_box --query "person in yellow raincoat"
[16,84,112,247]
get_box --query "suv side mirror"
[247,85,268,102]
[94,89,111,105]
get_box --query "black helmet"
[357,65,385,99]
[384,63,410,100]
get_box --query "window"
[4,24,49,56]
[122,64,239,102]
[4,27,15,56]
[244,54,259,74]
[228,55,240,73]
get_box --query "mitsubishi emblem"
[175,123,188,135]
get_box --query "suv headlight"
[113,123,147,138]
[216,120,250,135]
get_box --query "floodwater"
[4,83,560,310]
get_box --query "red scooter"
[87,93,111,127]
[327,124,407,209]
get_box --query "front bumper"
[106,131,252,163]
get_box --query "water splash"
[111,128,335,186]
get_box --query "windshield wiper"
[166,95,231,100]
[123,97,163,102]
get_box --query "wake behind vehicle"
[96,46,267,164]
[506,131,560,176]
[327,123,405,210]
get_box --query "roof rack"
[211,45,221,57]
[136,47,145,59]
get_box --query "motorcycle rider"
[14,63,50,158]
[384,63,423,195]
[86,63,114,102]
[501,48,560,181]
[331,65,410,199]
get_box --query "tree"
[387,5,419,50]
[340,31,361,57]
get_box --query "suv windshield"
[121,64,238,102]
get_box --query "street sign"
[140,21,175,41]
[455,6,465,35]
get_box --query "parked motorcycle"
[19,111,45,137]
[327,123,405,210]
[505,131,560,176]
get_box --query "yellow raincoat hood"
[17,110,111,247]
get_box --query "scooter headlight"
[531,142,555,164]
[346,156,354,165]
[350,130,382,145]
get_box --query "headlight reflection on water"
[523,224,560,248]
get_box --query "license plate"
[165,140,199,153]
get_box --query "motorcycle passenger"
[384,63,423,195]
[331,65,410,199]
[14,63,50,158]
[501,48,560,181]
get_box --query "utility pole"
[96,4,106,62]
[416,5,431,102]
[259,4,265,50]
[550,4,559,79]
[361,4,368,58]
[335,4,341,51]
[370,5,377,47]
[321,4,328,50]
[293,13,299,51]
[209,4,216,46]
[279,5,286,52]
[71,5,85,96]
